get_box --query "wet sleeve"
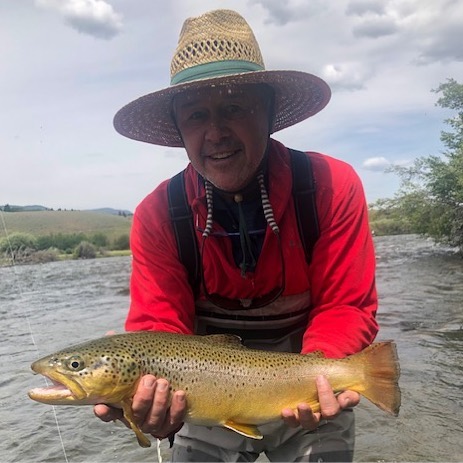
[302,163,378,358]
[125,196,196,334]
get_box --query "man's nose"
[205,115,230,142]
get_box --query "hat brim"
[113,70,331,147]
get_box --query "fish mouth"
[29,364,88,404]
[28,378,74,402]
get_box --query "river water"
[0,235,462,462]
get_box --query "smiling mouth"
[208,149,239,160]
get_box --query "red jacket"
[126,138,378,358]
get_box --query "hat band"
[171,60,264,85]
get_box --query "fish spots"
[39,331,311,405]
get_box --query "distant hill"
[86,207,133,216]
[21,205,50,212]
[0,204,50,212]
[1,204,132,216]
[0,210,132,239]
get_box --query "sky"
[2,0,463,212]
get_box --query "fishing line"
[156,438,163,463]
[0,210,70,463]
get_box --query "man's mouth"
[208,149,239,160]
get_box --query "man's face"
[173,84,272,192]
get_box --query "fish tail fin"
[355,341,401,416]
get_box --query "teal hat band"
[171,60,264,85]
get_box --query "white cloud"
[346,0,386,16]
[392,159,414,168]
[352,15,398,38]
[414,21,463,65]
[249,0,326,25]
[363,157,391,171]
[388,0,463,65]
[346,0,399,39]
[322,62,374,91]
[362,157,415,173]
[35,0,123,39]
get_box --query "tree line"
[370,78,463,255]
[0,231,130,264]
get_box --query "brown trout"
[28,332,401,448]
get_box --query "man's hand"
[94,375,186,439]
[281,375,360,430]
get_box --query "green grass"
[0,211,132,240]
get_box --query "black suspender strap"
[167,170,200,290]
[289,149,320,265]
[167,149,319,290]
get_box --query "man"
[95,9,378,462]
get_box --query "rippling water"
[1,235,462,462]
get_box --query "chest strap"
[167,170,200,291]
[167,148,319,292]
[290,149,319,264]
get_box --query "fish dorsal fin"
[224,420,263,439]
[201,334,244,347]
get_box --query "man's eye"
[224,105,246,118]
[188,111,206,121]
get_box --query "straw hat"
[113,9,331,147]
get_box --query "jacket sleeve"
[125,189,196,334]
[302,158,378,358]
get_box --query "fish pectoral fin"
[223,420,263,440]
[121,400,151,448]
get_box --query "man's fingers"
[141,379,170,433]
[281,405,320,430]
[93,403,123,422]
[297,403,321,429]
[337,390,360,409]
[131,375,158,427]
[316,375,341,418]
[169,390,187,427]
[281,376,361,431]
[281,407,300,428]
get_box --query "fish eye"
[66,356,85,371]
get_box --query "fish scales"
[28,331,401,448]
[92,332,345,423]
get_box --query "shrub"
[73,241,97,259]
[112,233,130,250]
[36,232,89,252]
[90,232,109,248]
[27,248,60,264]
[0,233,38,257]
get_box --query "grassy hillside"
[0,210,132,240]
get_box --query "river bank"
[0,248,132,267]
